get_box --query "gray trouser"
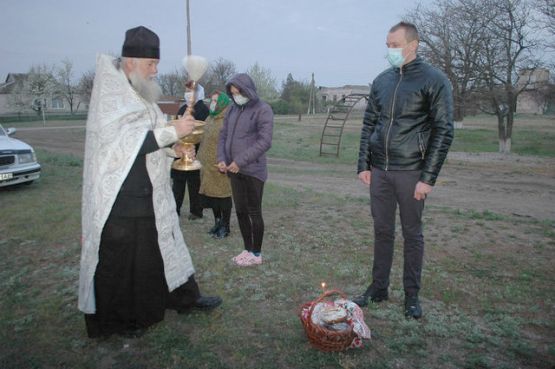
[370,168,425,296]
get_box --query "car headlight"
[18,151,36,164]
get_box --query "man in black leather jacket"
[353,22,454,319]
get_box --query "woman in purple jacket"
[217,73,274,267]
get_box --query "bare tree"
[56,59,80,114]
[534,0,555,68]
[158,69,187,97]
[535,0,555,42]
[407,0,485,121]
[246,62,279,102]
[78,70,95,106]
[408,0,541,153]
[201,57,236,94]
[476,0,540,153]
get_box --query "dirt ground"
[13,125,555,221]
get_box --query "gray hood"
[226,73,259,105]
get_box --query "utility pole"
[307,72,316,115]
[186,0,192,55]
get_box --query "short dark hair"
[389,22,419,43]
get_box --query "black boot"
[404,294,422,320]
[213,222,230,239]
[208,218,221,235]
[352,284,389,307]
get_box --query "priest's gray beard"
[129,71,162,103]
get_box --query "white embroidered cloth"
[78,54,195,314]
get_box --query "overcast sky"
[1,0,433,87]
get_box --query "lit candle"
[321,282,326,294]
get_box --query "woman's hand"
[217,161,228,173]
[227,161,240,174]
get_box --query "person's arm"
[357,85,379,182]
[216,111,231,164]
[151,116,196,155]
[138,131,160,155]
[419,74,454,186]
[233,105,273,168]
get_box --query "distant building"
[0,74,28,115]
[157,96,184,120]
[0,73,89,116]
[318,84,370,110]
[516,68,552,114]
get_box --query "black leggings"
[229,173,265,253]
[212,197,232,226]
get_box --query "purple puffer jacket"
[217,73,274,182]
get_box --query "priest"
[78,26,221,339]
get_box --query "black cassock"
[85,132,200,338]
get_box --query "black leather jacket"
[357,56,454,186]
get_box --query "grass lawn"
[0,114,554,369]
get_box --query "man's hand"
[414,181,433,200]
[172,115,195,138]
[358,170,371,186]
[227,161,240,174]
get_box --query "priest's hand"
[174,143,196,160]
[172,115,195,138]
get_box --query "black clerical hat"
[122,26,160,59]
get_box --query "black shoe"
[352,285,389,307]
[118,327,147,338]
[208,218,222,235]
[213,225,230,239]
[404,295,422,319]
[193,295,222,310]
[188,213,203,220]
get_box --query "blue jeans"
[369,168,425,296]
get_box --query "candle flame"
[321,282,326,289]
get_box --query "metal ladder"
[319,93,369,157]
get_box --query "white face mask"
[209,101,217,112]
[386,48,405,68]
[233,94,249,106]
[184,91,194,104]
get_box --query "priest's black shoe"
[119,327,147,338]
[352,285,388,307]
[193,295,222,310]
[404,295,422,319]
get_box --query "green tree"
[246,62,279,102]
[280,73,311,117]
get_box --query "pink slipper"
[235,253,262,266]
[232,250,250,262]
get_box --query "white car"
[0,123,41,187]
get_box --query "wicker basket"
[299,289,357,352]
